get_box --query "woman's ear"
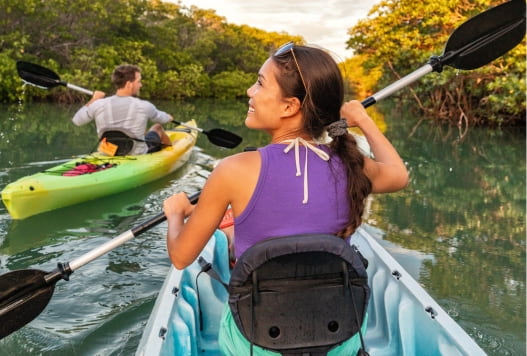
[282,97,302,117]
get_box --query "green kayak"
[1,120,197,219]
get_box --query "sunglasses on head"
[274,42,308,103]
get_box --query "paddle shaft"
[172,120,242,149]
[67,83,93,96]
[362,64,434,108]
[361,0,525,108]
[174,120,204,133]
[68,191,199,272]
[0,192,199,340]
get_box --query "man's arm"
[72,91,105,126]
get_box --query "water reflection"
[0,101,524,355]
[365,110,526,355]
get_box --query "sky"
[174,0,379,61]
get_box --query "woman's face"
[245,58,287,132]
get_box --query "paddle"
[16,61,93,95]
[3,0,524,341]
[173,120,242,149]
[361,0,526,108]
[0,191,200,340]
[16,61,243,149]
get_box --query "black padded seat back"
[99,129,137,156]
[228,234,370,355]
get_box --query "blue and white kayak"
[136,227,486,356]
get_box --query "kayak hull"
[1,121,197,219]
[136,227,486,356]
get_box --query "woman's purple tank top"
[233,143,350,258]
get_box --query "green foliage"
[156,64,211,99]
[482,45,527,123]
[345,0,526,126]
[1,0,523,126]
[211,70,255,99]
[0,0,298,103]
[0,53,22,102]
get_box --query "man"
[72,64,173,155]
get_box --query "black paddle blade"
[16,61,63,89]
[205,128,243,149]
[0,269,55,339]
[441,0,526,70]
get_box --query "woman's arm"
[341,100,409,193]
[164,167,230,269]
[163,151,260,269]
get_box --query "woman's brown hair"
[272,45,372,236]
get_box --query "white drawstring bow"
[281,137,330,204]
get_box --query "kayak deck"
[136,227,486,355]
[1,121,197,219]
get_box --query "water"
[0,100,524,355]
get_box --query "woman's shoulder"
[216,150,261,172]
[209,151,260,185]
[205,150,261,201]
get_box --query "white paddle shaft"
[68,230,136,271]
[67,83,93,96]
[373,63,434,102]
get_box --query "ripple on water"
[0,151,216,354]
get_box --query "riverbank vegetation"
[344,0,526,127]
[0,0,524,126]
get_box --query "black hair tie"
[326,119,348,138]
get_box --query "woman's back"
[233,143,349,258]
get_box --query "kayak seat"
[98,129,136,156]
[228,234,370,356]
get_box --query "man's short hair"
[111,64,141,89]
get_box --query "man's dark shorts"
[145,131,163,153]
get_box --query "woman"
[163,42,409,354]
